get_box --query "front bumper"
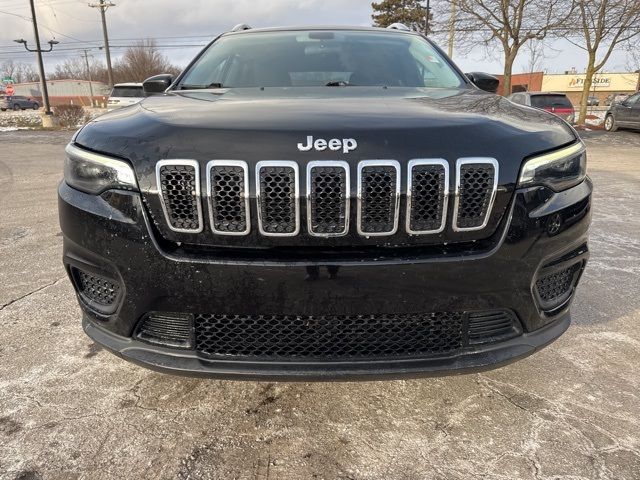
[59,178,592,380]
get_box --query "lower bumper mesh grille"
[76,270,120,306]
[195,312,465,359]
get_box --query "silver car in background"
[107,83,144,111]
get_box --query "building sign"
[568,77,611,88]
[542,73,640,92]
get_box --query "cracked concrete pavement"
[0,129,639,480]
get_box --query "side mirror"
[143,74,174,96]
[466,72,500,94]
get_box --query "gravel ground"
[0,129,639,480]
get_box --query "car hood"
[75,87,576,164]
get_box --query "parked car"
[60,24,590,380]
[507,92,575,123]
[106,83,144,111]
[586,96,599,106]
[605,93,629,106]
[604,91,640,132]
[0,95,40,111]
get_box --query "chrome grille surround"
[357,160,401,236]
[306,161,350,237]
[155,159,203,233]
[406,159,449,235]
[255,161,300,237]
[452,158,499,232]
[206,160,250,236]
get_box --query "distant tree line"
[371,0,640,124]
[49,39,182,85]
[0,60,40,83]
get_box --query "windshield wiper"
[180,82,226,90]
[325,81,352,87]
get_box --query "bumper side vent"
[358,161,400,236]
[207,161,249,235]
[257,162,299,236]
[535,262,583,311]
[135,312,194,349]
[157,161,202,233]
[76,270,120,306]
[307,162,349,236]
[454,159,498,231]
[467,310,520,345]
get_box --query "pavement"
[0,129,639,480]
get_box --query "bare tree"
[447,0,575,95]
[113,39,181,83]
[568,0,640,123]
[50,57,107,82]
[1,60,39,83]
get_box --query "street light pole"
[27,0,53,115]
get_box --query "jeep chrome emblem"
[298,135,357,154]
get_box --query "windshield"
[110,86,143,98]
[179,30,464,89]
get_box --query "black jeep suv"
[59,26,591,380]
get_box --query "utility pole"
[13,0,59,115]
[448,0,456,58]
[89,1,115,88]
[81,49,95,107]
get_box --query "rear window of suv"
[110,86,143,97]
[531,94,573,109]
[180,30,465,89]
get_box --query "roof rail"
[230,23,252,32]
[387,23,411,31]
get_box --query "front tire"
[604,115,618,132]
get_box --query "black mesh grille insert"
[409,163,446,232]
[360,165,398,234]
[457,163,495,229]
[258,165,297,234]
[76,270,120,306]
[536,263,581,305]
[195,312,464,359]
[136,313,193,349]
[159,164,200,231]
[209,164,248,234]
[309,165,348,235]
[467,310,519,345]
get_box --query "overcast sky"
[0,0,633,78]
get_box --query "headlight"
[518,142,586,192]
[64,143,138,194]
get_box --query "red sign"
[6,84,14,95]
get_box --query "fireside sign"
[568,77,611,88]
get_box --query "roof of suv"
[223,25,421,36]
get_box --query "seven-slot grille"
[256,161,300,236]
[407,159,448,234]
[155,158,499,237]
[207,161,249,235]
[307,161,349,236]
[454,159,498,231]
[357,160,400,235]
[156,160,202,233]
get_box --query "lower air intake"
[467,310,520,345]
[135,312,194,349]
[535,262,582,310]
[195,312,464,359]
[75,269,120,307]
